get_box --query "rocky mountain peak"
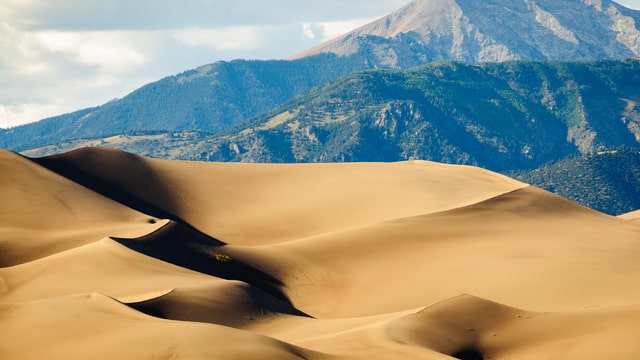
[292,0,640,67]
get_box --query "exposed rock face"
[292,0,640,67]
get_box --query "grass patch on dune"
[214,254,232,263]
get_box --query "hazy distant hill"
[294,0,640,66]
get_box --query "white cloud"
[617,0,640,9]
[16,62,53,76]
[317,18,376,40]
[0,25,158,127]
[173,26,262,50]
[300,17,382,42]
[33,31,147,71]
[0,103,71,128]
[301,23,317,40]
[2,0,411,31]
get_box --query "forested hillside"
[0,54,369,151]
[191,59,640,171]
[512,149,640,215]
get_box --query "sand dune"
[35,147,527,244]
[619,209,640,223]
[128,281,309,329]
[385,294,640,359]
[2,148,640,359]
[0,293,319,360]
[0,151,159,266]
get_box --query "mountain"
[139,59,637,170]
[4,0,640,152]
[22,59,640,169]
[0,54,368,152]
[293,0,640,66]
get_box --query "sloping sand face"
[619,209,640,223]
[0,151,162,266]
[34,147,527,244]
[2,148,640,359]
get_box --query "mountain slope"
[0,54,368,152]
[293,0,640,66]
[167,59,640,170]
[512,149,640,215]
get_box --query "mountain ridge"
[21,59,640,168]
[293,0,640,66]
[199,59,640,168]
[0,54,369,151]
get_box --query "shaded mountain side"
[293,0,640,66]
[0,53,370,152]
[512,148,640,215]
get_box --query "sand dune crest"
[386,294,640,359]
[35,147,527,244]
[619,209,640,223]
[112,220,303,311]
[387,294,526,358]
[127,280,311,329]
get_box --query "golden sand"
[2,148,639,359]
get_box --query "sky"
[1,0,639,128]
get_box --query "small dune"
[126,280,310,329]
[2,148,640,359]
[386,294,640,359]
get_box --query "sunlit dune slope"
[0,293,320,360]
[35,147,527,244]
[382,294,640,360]
[252,186,640,318]
[1,147,639,360]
